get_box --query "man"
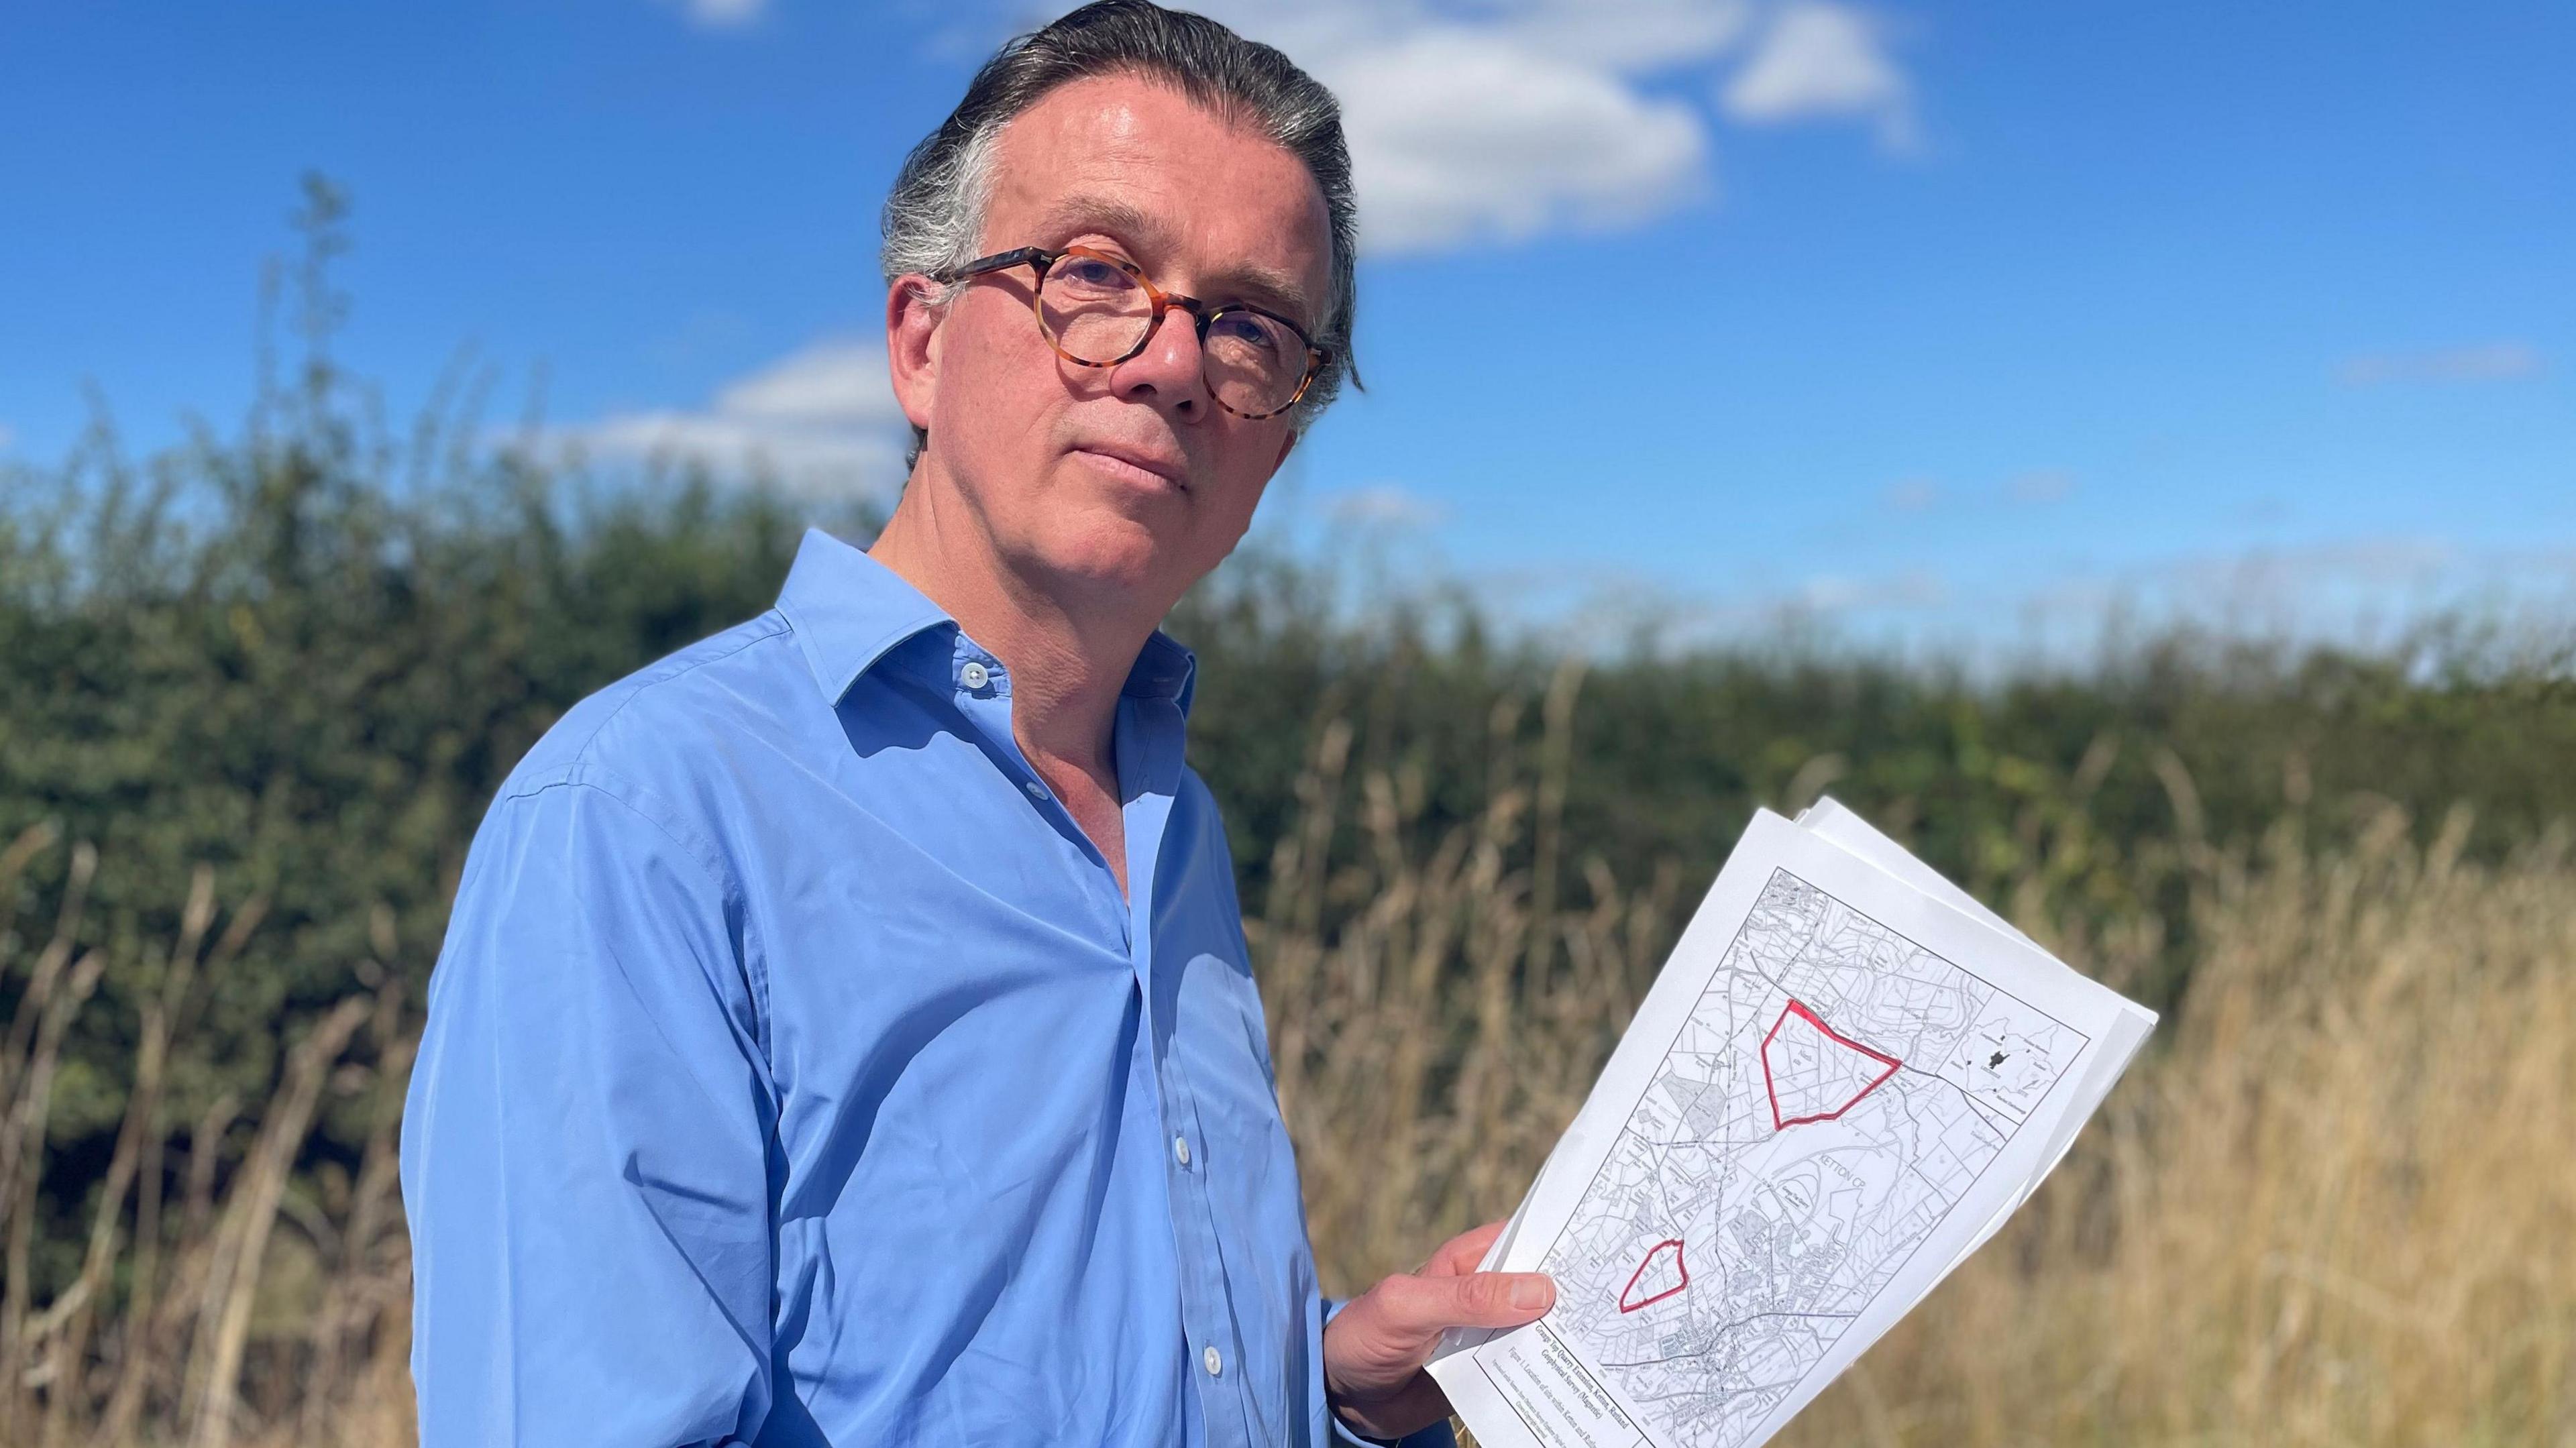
[398,3,1556,1444]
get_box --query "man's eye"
[1210,313,1285,355]
[1059,258,1130,290]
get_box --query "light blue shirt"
[400,527,1446,1447]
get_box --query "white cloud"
[1197,0,1917,256]
[708,341,902,424]
[2010,536,2576,654]
[551,339,910,498]
[2154,537,2464,599]
[663,3,1919,253]
[1797,567,1947,612]
[1882,476,1939,511]
[1332,31,1711,252]
[2005,468,2074,504]
[669,0,765,30]
[1721,1,1914,149]
[1782,564,1937,613]
[2336,341,2545,387]
[1326,482,1450,528]
[1690,535,2576,667]
[1878,468,2071,514]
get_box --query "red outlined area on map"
[1617,1239,1689,1313]
[1760,999,1904,1130]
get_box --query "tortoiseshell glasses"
[930,245,1328,421]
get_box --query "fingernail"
[1511,1276,1554,1312]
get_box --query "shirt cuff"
[1331,1416,1459,1448]
[1320,1296,1462,1448]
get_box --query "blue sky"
[5,0,2570,655]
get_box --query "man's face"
[892,72,1332,613]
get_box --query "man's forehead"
[1024,191,1318,319]
[985,75,1330,319]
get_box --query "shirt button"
[1173,1135,1191,1167]
[960,661,989,689]
[1202,1345,1224,1378]
[1024,779,1048,800]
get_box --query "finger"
[1420,1219,1509,1278]
[1378,1268,1556,1336]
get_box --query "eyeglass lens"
[1036,255,1305,416]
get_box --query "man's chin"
[1011,514,1189,602]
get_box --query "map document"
[1428,801,2156,1448]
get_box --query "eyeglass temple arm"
[929,247,1053,284]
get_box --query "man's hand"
[1322,1220,1556,1441]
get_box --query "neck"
[866,457,1161,775]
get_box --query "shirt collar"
[773,526,1199,718]
[1124,627,1199,719]
[775,527,952,706]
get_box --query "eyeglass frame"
[927,244,1330,422]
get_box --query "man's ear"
[887,276,945,437]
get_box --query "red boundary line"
[1617,1239,1689,1313]
[1760,999,1903,1130]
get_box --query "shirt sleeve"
[400,769,778,1448]
[1320,1296,1462,1448]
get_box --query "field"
[4,237,2572,1443]
[1272,710,2576,1447]
[4,735,2571,1445]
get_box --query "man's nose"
[1108,305,1208,419]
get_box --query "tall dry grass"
[1265,677,2576,1447]
[4,680,2572,1444]
[1774,810,2576,1447]
[0,825,416,1448]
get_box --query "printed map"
[1534,869,2088,1448]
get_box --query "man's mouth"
[1073,443,1190,492]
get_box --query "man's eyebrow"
[1212,260,1319,333]
[1031,192,1319,329]
[1032,193,1175,254]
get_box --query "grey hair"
[881,0,1360,459]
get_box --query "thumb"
[1382,1268,1557,1336]
[1328,1270,1560,1395]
